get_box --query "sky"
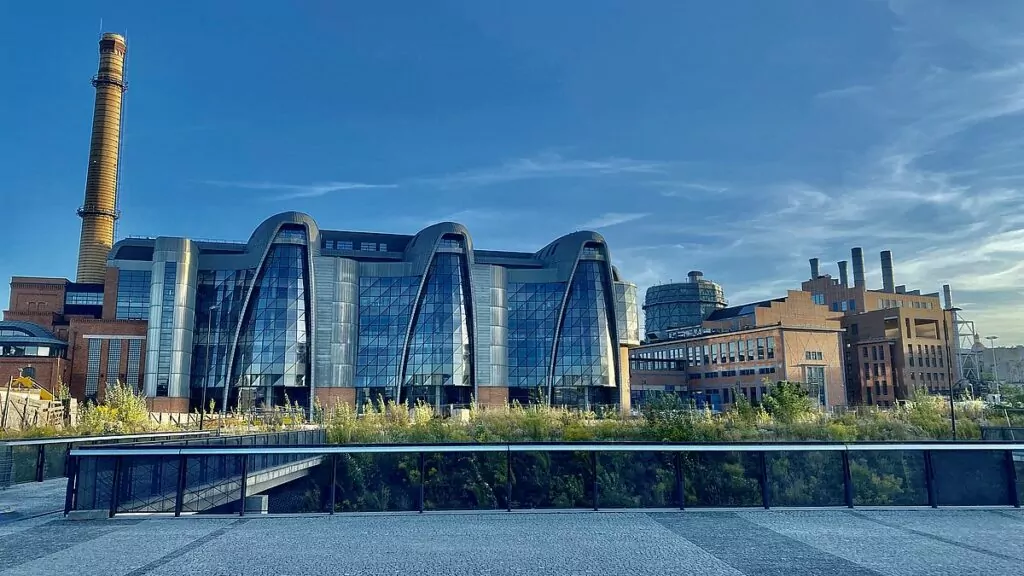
[2,1,1024,343]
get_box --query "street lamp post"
[200,304,219,429]
[986,335,999,396]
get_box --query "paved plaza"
[0,480,1022,575]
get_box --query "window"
[872,363,879,377]
[864,362,870,377]
[359,242,377,251]
[805,351,823,361]
[65,290,104,306]
[880,364,886,376]
[116,269,151,320]
[874,382,881,395]
[85,339,102,397]
[862,347,868,358]
[905,318,912,339]
[711,343,719,364]
[849,323,859,336]
[849,299,856,311]
[872,346,878,361]
[728,341,737,363]
[106,340,122,388]
[924,357,931,367]
[703,345,710,365]
[704,372,718,379]
[690,373,701,380]
[840,300,849,311]
[337,240,353,250]
[766,337,775,359]
[812,293,826,305]
[832,302,840,312]
[757,338,765,360]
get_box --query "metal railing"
[0,431,213,488]
[67,429,326,516]
[67,440,1024,517]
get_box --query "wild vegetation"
[297,382,1024,513]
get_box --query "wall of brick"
[314,387,356,409]
[476,386,509,408]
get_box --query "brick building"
[802,248,958,406]
[3,275,148,402]
[629,290,845,410]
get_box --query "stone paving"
[0,481,1022,575]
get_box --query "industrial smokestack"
[851,247,865,288]
[809,258,820,279]
[837,260,849,288]
[943,284,953,309]
[76,33,127,283]
[880,250,895,293]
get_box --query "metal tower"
[943,284,981,394]
[76,33,127,283]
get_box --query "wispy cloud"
[578,212,649,229]
[814,84,873,100]
[202,180,397,200]
[416,152,665,188]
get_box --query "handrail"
[70,440,1024,458]
[2,431,212,448]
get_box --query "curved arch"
[395,222,477,403]
[222,213,318,409]
[545,235,620,405]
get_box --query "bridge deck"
[0,507,1021,575]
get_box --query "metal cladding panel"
[471,264,508,387]
[144,238,198,399]
[613,281,640,346]
[313,257,359,388]
[359,260,416,278]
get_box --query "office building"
[801,248,958,405]
[643,271,727,340]
[5,214,641,412]
[630,290,845,410]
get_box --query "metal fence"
[68,441,1023,517]
[0,431,213,489]
[67,429,326,516]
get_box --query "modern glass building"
[103,212,640,412]
[643,271,727,340]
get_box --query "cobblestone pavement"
[0,508,1019,575]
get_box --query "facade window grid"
[116,269,151,320]
[231,232,311,407]
[85,339,102,396]
[65,291,104,306]
[507,281,564,390]
[106,339,122,387]
[551,261,615,406]
[126,339,142,390]
[156,264,177,397]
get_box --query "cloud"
[814,85,873,100]
[578,212,649,229]
[617,2,1024,342]
[416,152,665,188]
[201,180,397,200]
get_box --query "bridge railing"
[0,431,214,488]
[67,429,326,516]
[67,440,1023,516]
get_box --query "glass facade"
[507,282,564,391]
[116,270,151,320]
[552,261,615,405]
[65,290,104,306]
[231,232,311,407]
[355,275,418,392]
[402,252,473,406]
[192,268,253,407]
[128,215,640,410]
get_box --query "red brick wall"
[0,357,67,394]
[67,318,147,401]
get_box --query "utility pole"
[985,335,999,396]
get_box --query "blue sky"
[2,1,1024,343]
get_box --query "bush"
[78,380,152,435]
